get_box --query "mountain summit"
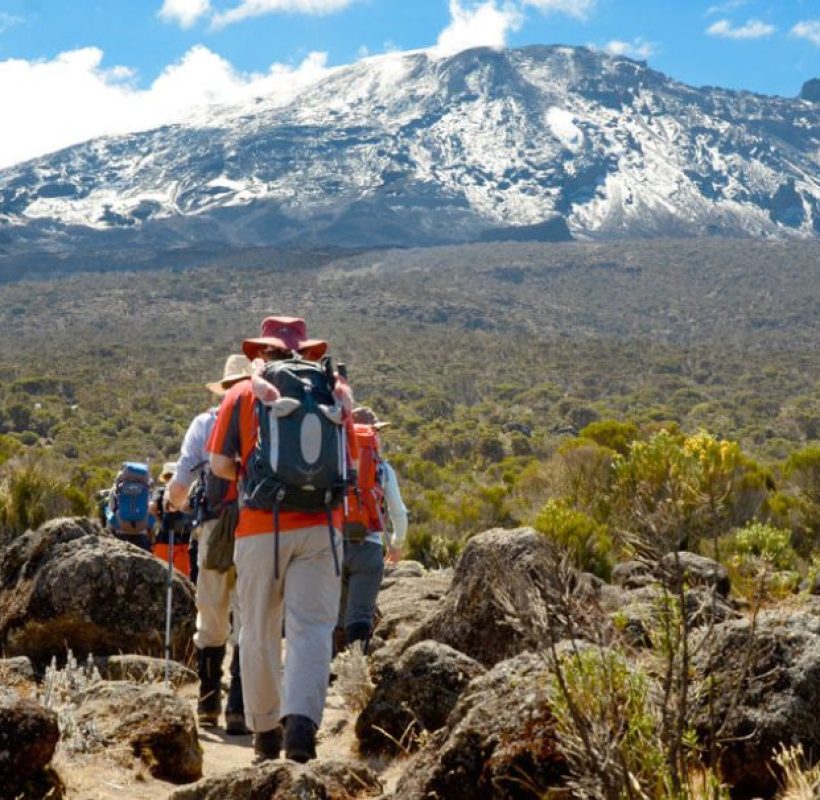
[1,45,818,269]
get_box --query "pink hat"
[242,316,328,362]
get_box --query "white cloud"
[523,0,595,20]
[603,37,655,59]
[211,0,356,28]
[435,0,523,57]
[705,0,748,17]
[706,18,775,39]
[790,20,820,47]
[0,46,330,169]
[159,0,212,28]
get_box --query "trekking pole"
[336,363,350,517]
[163,524,175,689]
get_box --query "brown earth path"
[58,675,405,799]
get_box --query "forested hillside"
[0,239,817,568]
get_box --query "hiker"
[208,315,354,763]
[336,406,408,653]
[107,461,155,552]
[151,462,193,578]
[165,354,253,735]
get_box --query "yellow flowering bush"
[610,429,765,553]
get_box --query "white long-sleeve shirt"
[363,460,408,547]
[174,408,217,489]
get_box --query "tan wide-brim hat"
[352,406,392,429]
[206,353,253,395]
[159,462,177,483]
[242,315,328,362]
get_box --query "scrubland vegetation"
[0,240,817,572]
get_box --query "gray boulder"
[0,656,37,690]
[369,570,451,666]
[612,584,739,648]
[611,560,657,590]
[356,640,485,754]
[73,681,202,783]
[404,527,594,667]
[0,517,195,666]
[394,652,566,799]
[170,759,382,799]
[659,551,730,597]
[0,688,64,799]
[382,560,427,583]
[309,759,384,798]
[690,601,820,798]
[170,762,327,799]
[95,654,198,687]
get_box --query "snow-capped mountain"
[1,45,818,267]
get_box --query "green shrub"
[554,439,615,521]
[0,456,91,541]
[403,528,461,568]
[548,648,673,798]
[610,430,766,554]
[534,500,612,580]
[579,419,639,456]
[732,521,796,570]
[0,434,22,466]
[785,445,820,505]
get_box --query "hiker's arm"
[210,453,238,482]
[383,462,408,561]
[167,479,190,511]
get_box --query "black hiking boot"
[224,646,249,735]
[253,726,283,762]
[196,645,225,728]
[345,622,372,654]
[283,714,318,763]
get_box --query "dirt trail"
[60,680,404,799]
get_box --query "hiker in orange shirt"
[208,316,354,764]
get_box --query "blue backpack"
[111,462,152,534]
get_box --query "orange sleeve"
[345,415,360,463]
[207,381,257,466]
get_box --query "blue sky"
[0,0,817,168]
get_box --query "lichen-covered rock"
[611,584,740,648]
[0,688,64,799]
[169,761,329,799]
[394,652,566,800]
[382,560,427,583]
[404,527,593,667]
[0,655,37,691]
[800,572,820,595]
[690,601,820,799]
[660,551,731,597]
[310,759,383,798]
[369,570,451,666]
[356,640,485,754]
[0,517,195,667]
[73,681,202,783]
[95,654,198,687]
[611,560,657,590]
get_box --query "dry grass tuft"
[332,642,375,714]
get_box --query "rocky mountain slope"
[0,45,818,273]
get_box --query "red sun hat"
[242,316,328,361]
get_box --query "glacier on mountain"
[0,44,817,259]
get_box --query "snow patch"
[546,107,584,151]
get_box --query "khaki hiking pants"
[193,518,241,649]
[234,526,342,733]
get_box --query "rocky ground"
[2,518,820,799]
